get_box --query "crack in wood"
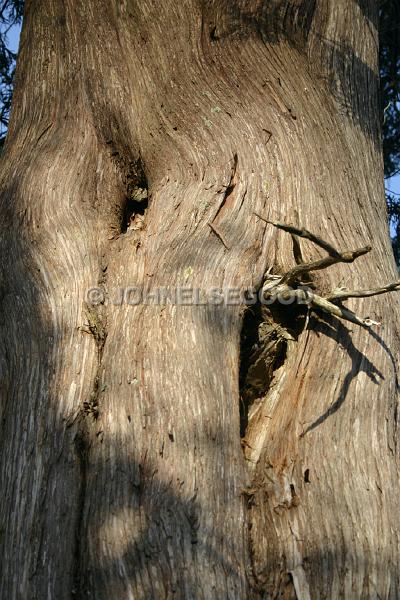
[239,301,305,438]
[71,427,89,600]
[212,152,238,224]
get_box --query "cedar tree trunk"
[0,1,399,598]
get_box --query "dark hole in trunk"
[118,154,149,234]
[239,296,306,437]
[120,195,148,233]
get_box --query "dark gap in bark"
[209,24,219,41]
[83,374,100,419]
[304,468,310,483]
[106,144,149,234]
[81,304,107,418]
[239,298,306,437]
[72,427,89,599]
[212,153,238,224]
[286,572,297,598]
[83,304,107,354]
[290,483,299,507]
[121,195,148,233]
[122,155,149,233]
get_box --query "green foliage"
[380,0,400,179]
[0,0,23,146]
[380,0,400,262]
[386,192,400,264]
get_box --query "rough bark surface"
[0,1,399,598]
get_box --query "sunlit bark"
[0,1,399,598]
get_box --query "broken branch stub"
[255,215,399,328]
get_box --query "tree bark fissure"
[72,426,90,600]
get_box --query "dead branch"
[279,246,372,285]
[309,294,380,328]
[254,212,343,257]
[327,281,400,302]
[262,285,380,328]
[256,215,398,329]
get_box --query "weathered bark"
[0,1,399,598]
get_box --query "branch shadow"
[201,0,381,149]
[0,204,251,597]
[301,311,393,436]
[77,435,250,598]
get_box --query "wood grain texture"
[0,1,399,598]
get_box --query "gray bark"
[0,1,399,598]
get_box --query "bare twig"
[327,281,400,302]
[254,213,343,257]
[261,285,380,328]
[280,246,371,285]
[310,294,380,328]
[255,216,396,329]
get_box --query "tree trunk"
[1,1,399,598]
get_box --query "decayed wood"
[0,1,399,599]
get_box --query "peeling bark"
[0,1,399,599]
